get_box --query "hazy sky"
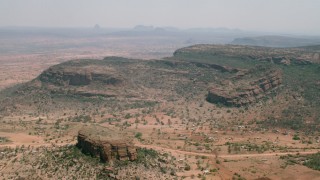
[0,0,320,35]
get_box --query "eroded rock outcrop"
[40,67,123,86]
[207,70,282,106]
[76,126,137,162]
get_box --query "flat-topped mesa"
[174,44,318,64]
[76,126,137,162]
[39,65,123,87]
[207,70,282,107]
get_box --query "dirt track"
[136,143,320,159]
[1,140,318,159]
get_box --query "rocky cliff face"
[76,126,137,162]
[39,67,123,87]
[207,70,282,107]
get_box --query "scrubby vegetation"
[0,137,10,143]
[280,153,320,171]
[0,145,180,179]
[1,44,320,179]
[303,153,320,171]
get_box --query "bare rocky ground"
[0,41,320,180]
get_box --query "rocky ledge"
[76,126,137,162]
[39,65,123,87]
[207,70,282,107]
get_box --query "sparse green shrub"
[293,134,300,140]
[303,153,320,170]
[135,132,142,139]
[184,163,191,171]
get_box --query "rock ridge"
[207,70,282,106]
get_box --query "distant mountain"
[133,25,155,31]
[132,25,179,33]
[131,25,248,34]
[185,27,243,33]
[231,35,320,48]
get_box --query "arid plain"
[0,30,320,180]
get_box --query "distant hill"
[297,44,320,51]
[231,35,320,48]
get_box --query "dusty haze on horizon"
[0,0,320,35]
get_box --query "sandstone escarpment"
[192,62,242,73]
[76,126,137,162]
[174,44,319,64]
[207,70,282,107]
[34,61,128,98]
[39,67,123,87]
